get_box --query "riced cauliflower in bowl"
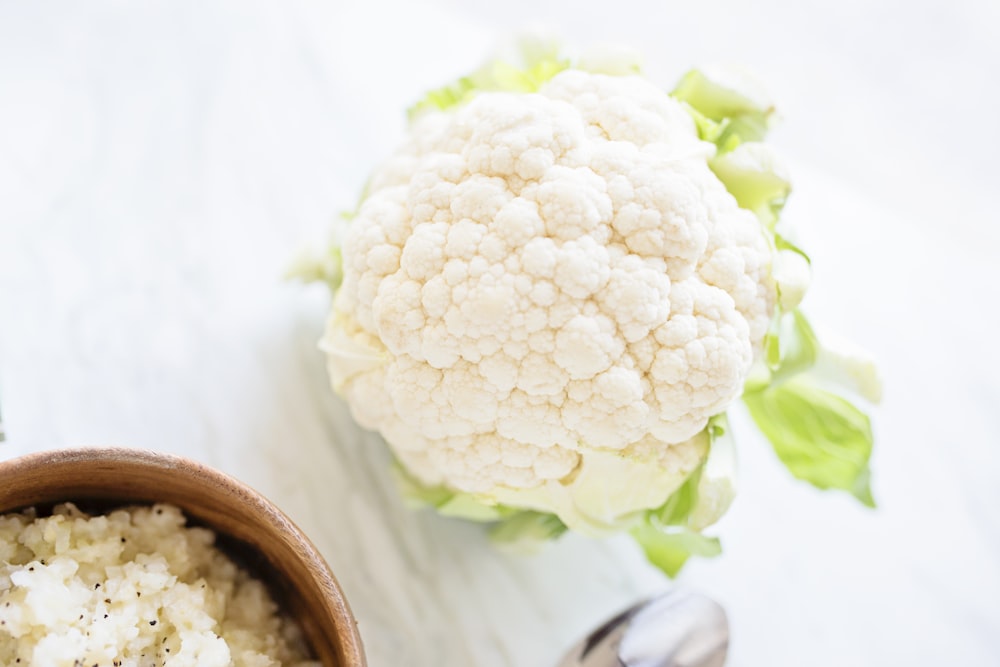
[0,448,366,667]
[0,502,317,667]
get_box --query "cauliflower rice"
[0,503,320,667]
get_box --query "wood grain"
[0,447,366,667]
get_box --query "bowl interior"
[0,448,365,667]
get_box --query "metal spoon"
[556,588,729,667]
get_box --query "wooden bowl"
[0,447,366,667]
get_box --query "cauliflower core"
[324,70,775,530]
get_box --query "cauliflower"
[309,39,880,574]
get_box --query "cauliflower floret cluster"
[324,69,776,531]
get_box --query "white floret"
[324,69,775,527]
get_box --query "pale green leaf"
[752,308,820,388]
[437,494,510,522]
[407,76,479,120]
[714,112,769,147]
[285,245,343,291]
[743,379,876,507]
[689,413,738,531]
[678,102,729,144]
[393,463,455,509]
[774,233,811,264]
[651,465,702,527]
[805,326,884,404]
[393,464,522,522]
[407,55,568,120]
[708,142,790,228]
[670,67,774,123]
[489,511,567,553]
[630,522,722,577]
[671,66,774,156]
[771,309,820,385]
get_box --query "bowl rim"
[0,446,367,667]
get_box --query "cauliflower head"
[322,68,776,534]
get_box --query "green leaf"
[707,413,728,439]
[630,522,722,577]
[285,244,344,291]
[647,415,735,531]
[437,494,511,522]
[805,327,884,405]
[764,308,783,371]
[675,74,784,215]
[772,309,820,385]
[772,239,813,311]
[743,379,876,507]
[393,463,520,521]
[678,102,729,144]
[708,142,790,229]
[676,100,765,156]
[395,461,570,548]
[671,67,773,155]
[651,465,703,527]
[714,112,769,147]
[671,68,773,123]
[407,56,569,120]
[850,466,876,508]
[774,233,811,264]
[502,58,570,91]
[688,413,738,531]
[634,418,735,576]
[407,76,479,120]
[489,511,567,552]
[752,308,820,391]
[393,463,456,509]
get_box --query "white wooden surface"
[1,1,998,665]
